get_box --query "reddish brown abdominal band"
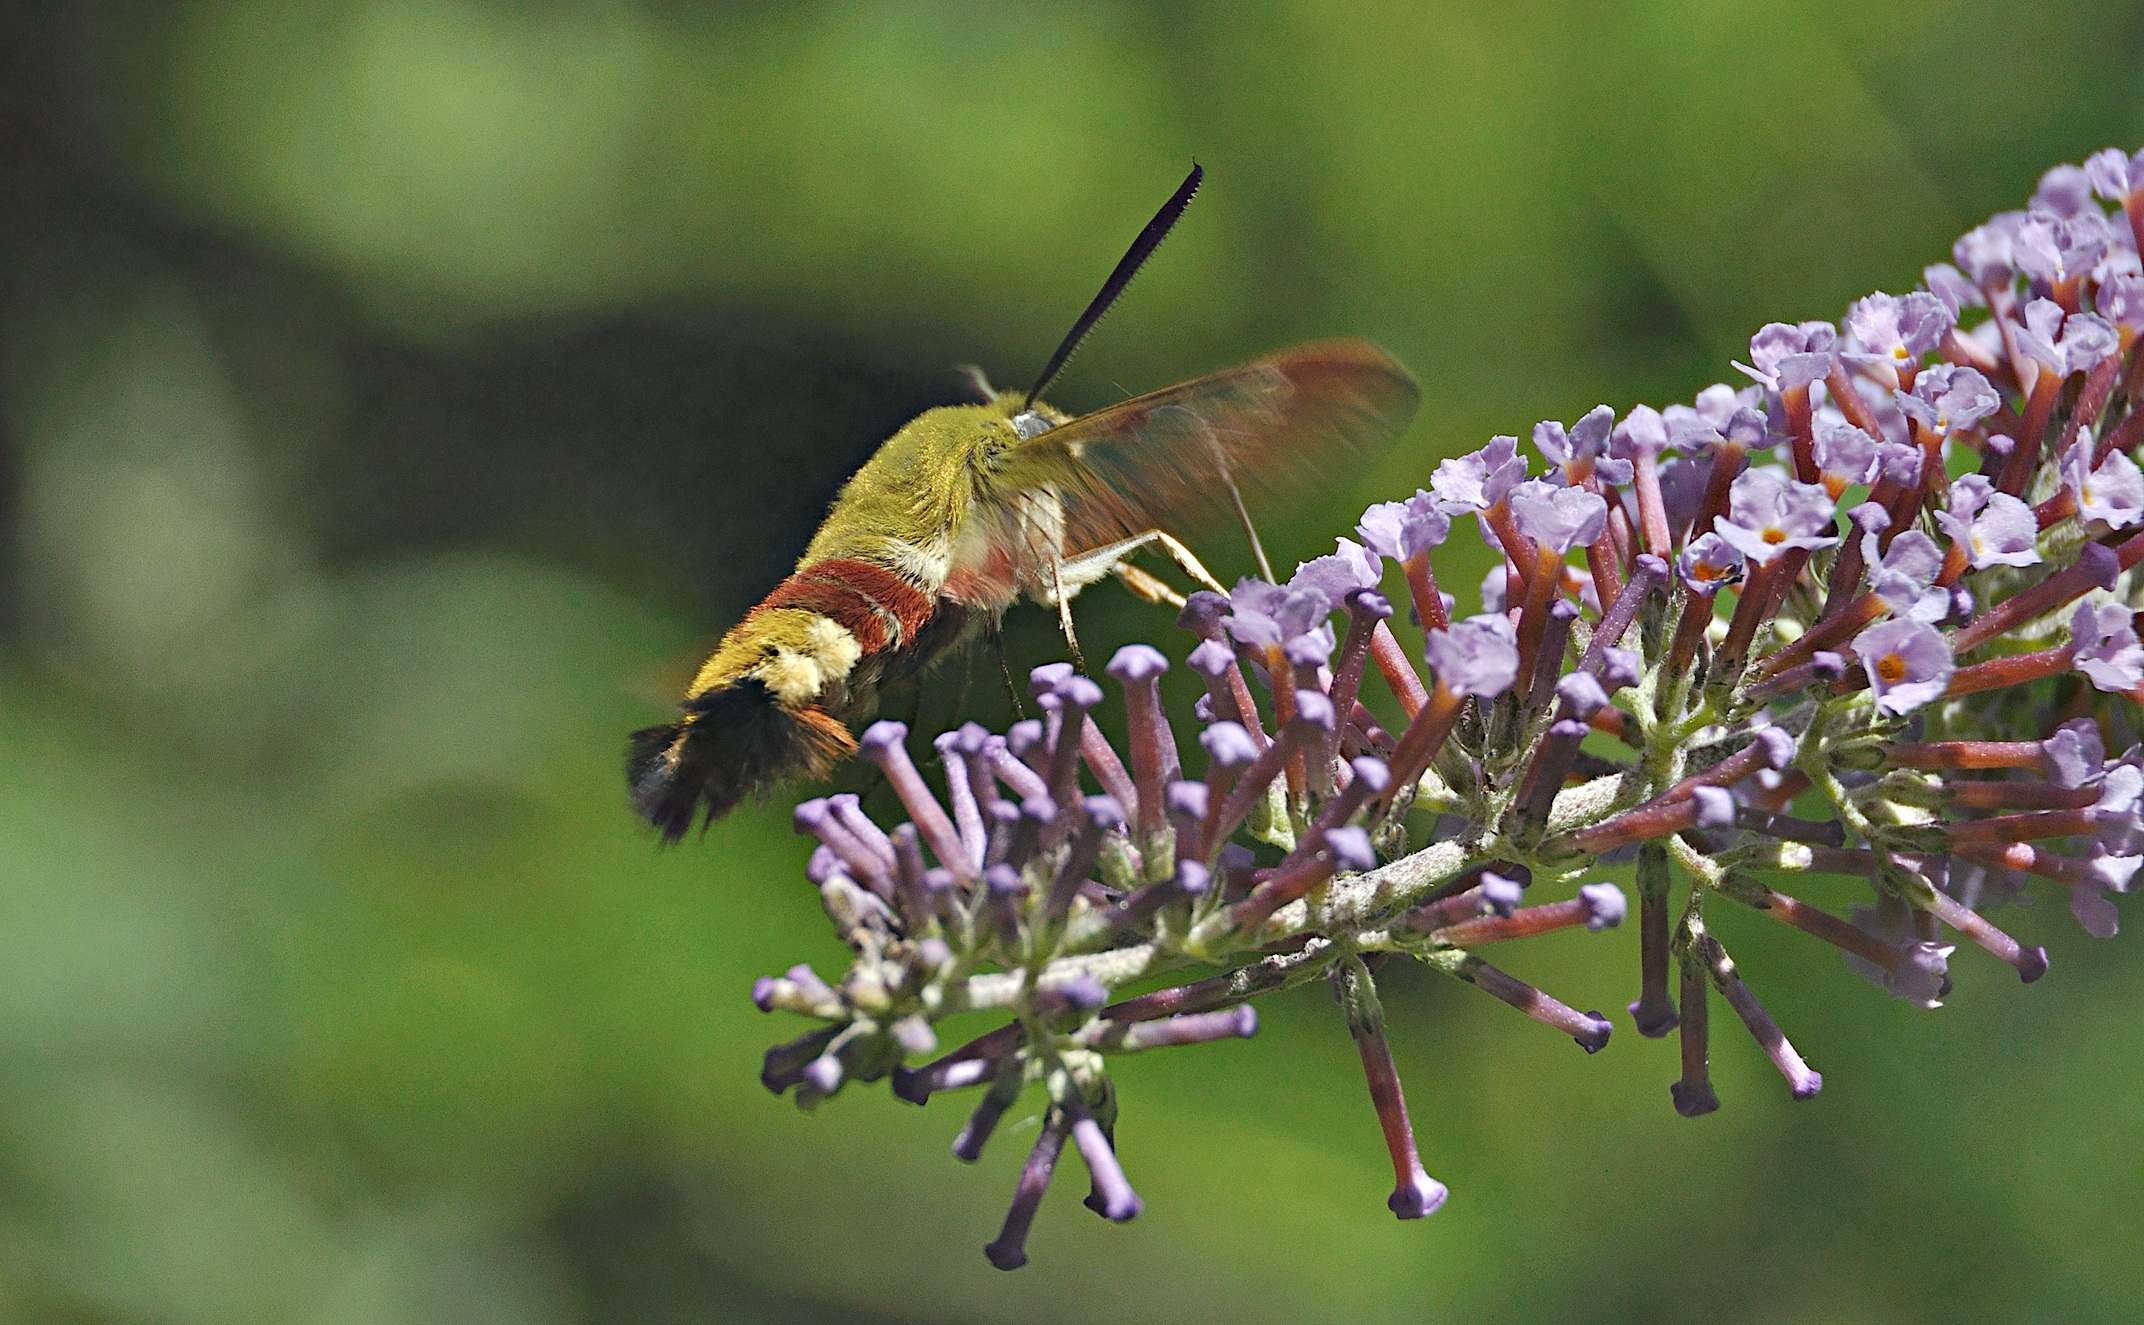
[748,558,938,659]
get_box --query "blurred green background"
[3,2,2143,1321]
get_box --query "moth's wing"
[999,339,1420,558]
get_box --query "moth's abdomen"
[627,558,938,838]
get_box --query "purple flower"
[1693,382,1764,429]
[1812,418,1881,489]
[1609,405,1669,463]
[1713,469,1840,564]
[1431,435,1527,511]
[1226,578,1331,649]
[1676,532,1744,596]
[1953,212,2025,288]
[1854,618,1954,716]
[2044,719,2106,790]
[2086,147,2144,201]
[1935,476,2040,569]
[2014,299,2120,378]
[1843,291,1953,370]
[1844,904,1955,1009]
[1866,530,1948,623]
[1478,564,1506,615]
[1738,321,1838,392]
[1423,613,1521,698]
[2094,764,2144,854]
[2062,438,2144,530]
[1533,406,1633,485]
[1507,479,1608,555]
[2097,274,2144,332]
[2033,165,2099,217]
[1293,538,1386,601]
[1656,453,1716,537]
[2013,209,2111,286]
[2073,601,2144,692]
[1356,493,1451,562]
[1897,365,1999,436]
[1924,262,1985,316]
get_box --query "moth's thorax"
[802,396,1073,596]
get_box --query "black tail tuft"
[626,679,858,842]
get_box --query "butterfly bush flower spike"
[746,142,2144,1268]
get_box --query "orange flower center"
[1762,527,1787,545]
[1876,653,1908,683]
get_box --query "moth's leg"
[1047,557,1088,674]
[1113,561,1186,608]
[986,617,1026,721]
[1149,530,1231,596]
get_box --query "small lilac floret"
[1348,757,1391,795]
[1739,321,1837,392]
[1284,627,1337,669]
[1676,532,1744,595]
[1201,722,1260,769]
[1430,435,1527,510]
[1388,1171,1449,1220]
[1508,479,1609,554]
[1854,619,1954,715]
[2095,766,2144,855]
[1555,671,1610,717]
[801,1055,844,1095]
[2013,210,2110,286]
[1186,638,1235,679]
[1598,646,1642,692]
[2062,438,2144,530]
[1028,663,1076,700]
[1106,644,1169,684]
[1844,290,1953,370]
[1174,860,1211,895]
[1056,675,1104,712]
[1898,364,1999,435]
[1534,405,1632,483]
[1291,689,1338,733]
[1293,538,1384,601]
[1479,872,1525,915]
[1478,564,1506,615]
[1325,826,1375,873]
[1424,613,1522,698]
[1165,780,1209,821]
[1227,578,1333,649]
[2032,165,2097,218]
[1356,493,1451,561]
[1579,883,1627,930]
[1178,590,1230,639]
[1924,262,1983,315]
[2014,299,2120,378]
[1867,530,1948,623]
[2073,601,2144,692]
[2044,720,2106,789]
[1812,418,1881,489]
[2085,146,2143,201]
[1690,786,1736,829]
[1844,904,1953,1008]
[1954,212,2023,288]
[2100,274,2144,332]
[1936,476,2040,569]
[1713,470,1840,564]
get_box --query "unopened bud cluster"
[752,145,2144,1268]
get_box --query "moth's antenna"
[1025,163,1202,407]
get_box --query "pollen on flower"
[747,139,2144,1270]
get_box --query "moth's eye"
[1011,410,1055,440]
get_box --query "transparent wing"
[1000,340,1420,559]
